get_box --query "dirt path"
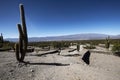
[0,48,120,80]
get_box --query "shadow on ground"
[22,61,70,66]
[34,50,59,57]
[62,54,81,57]
[68,48,77,52]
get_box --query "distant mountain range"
[5,33,120,42]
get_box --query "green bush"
[0,47,11,51]
[0,40,15,51]
[84,43,96,49]
[112,43,120,52]
[84,46,96,49]
[112,43,120,56]
[0,43,3,48]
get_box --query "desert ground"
[0,45,120,80]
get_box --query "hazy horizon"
[0,0,120,38]
[5,33,120,39]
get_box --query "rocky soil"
[0,46,120,80]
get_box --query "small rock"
[30,69,34,72]
[107,69,110,71]
[9,69,14,72]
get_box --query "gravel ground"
[0,47,120,80]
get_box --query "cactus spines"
[15,4,28,62]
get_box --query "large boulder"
[82,50,91,65]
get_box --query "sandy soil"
[0,46,120,80]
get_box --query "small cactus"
[0,33,4,48]
[77,43,80,52]
[15,4,28,62]
[105,36,110,49]
[0,33,4,43]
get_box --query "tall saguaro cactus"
[15,4,28,62]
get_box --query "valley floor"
[0,47,120,80]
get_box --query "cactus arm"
[19,4,28,52]
[20,4,27,37]
[17,24,23,54]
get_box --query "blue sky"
[0,0,120,38]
